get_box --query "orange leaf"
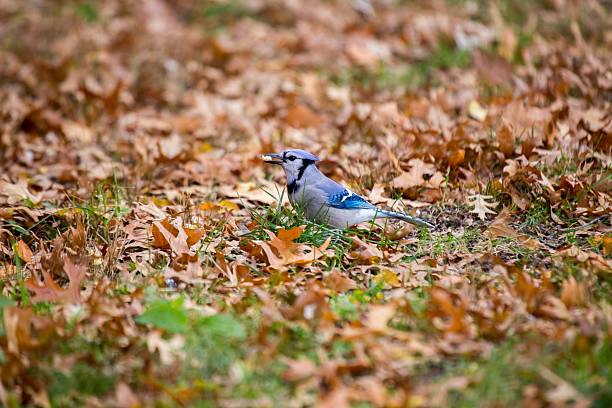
[325,270,357,292]
[560,277,586,309]
[257,226,330,269]
[282,358,317,382]
[365,304,396,332]
[497,121,516,156]
[17,240,33,263]
[152,219,202,252]
[350,237,383,264]
[285,104,323,128]
[448,149,465,167]
[152,219,178,249]
[603,235,612,256]
[428,287,469,334]
[25,257,86,303]
[185,227,205,247]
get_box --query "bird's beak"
[261,152,283,165]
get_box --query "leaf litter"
[0,1,610,407]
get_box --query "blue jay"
[262,149,434,229]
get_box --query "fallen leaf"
[468,100,487,122]
[485,210,541,249]
[498,28,517,61]
[393,159,444,190]
[25,257,87,303]
[467,194,498,220]
[115,382,140,408]
[365,303,396,332]
[325,270,357,292]
[350,237,383,264]
[257,226,331,269]
[285,104,323,128]
[560,277,586,309]
[16,240,33,263]
[497,121,516,156]
[603,235,612,256]
[282,358,317,382]
[152,219,203,253]
[373,269,401,288]
[428,287,469,334]
[0,179,43,205]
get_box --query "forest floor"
[0,0,611,407]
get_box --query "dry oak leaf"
[16,239,34,263]
[349,236,383,264]
[282,358,318,382]
[285,104,323,128]
[497,120,516,156]
[467,194,498,220]
[485,209,541,249]
[325,270,357,292]
[257,226,331,269]
[560,277,586,309]
[428,287,470,334]
[365,303,397,332]
[152,219,204,253]
[603,235,612,256]
[25,257,86,304]
[3,307,54,354]
[468,100,487,122]
[392,159,444,190]
[0,179,43,205]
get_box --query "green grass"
[74,1,99,22]
[402,227,483,262]
[445,338,611,407]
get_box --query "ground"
[0,0,611,407]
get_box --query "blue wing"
[327,189,374,210]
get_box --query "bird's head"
[261,149,320,182]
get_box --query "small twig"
[561,214,608,232]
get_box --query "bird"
[261,149,434,229]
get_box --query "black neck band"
[297,159,314,181]
[287,180,298,195]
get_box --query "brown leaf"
[16,240,33,263]
[317,386,350,408]
[3,306,54,354]
[393,159,444,190]
[448,149,465,167]
[485,210,541,249]
[257,226,331,269]
[349,237,383,264]
[282,358,317,382]
[152,219,203,253]
[115,382,140,408]
[0,179,43,205]
[428,287,469,334]
[325,270,357,292]
[560,277,586,309]
[467,194,498,220]
[603,235,612,256]
[365,304,396,332]
[285,104,323,128]
[152,219,178,249]
[25,257,86,303]
[497,121,516,156]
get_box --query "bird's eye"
[286,156,296,161]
